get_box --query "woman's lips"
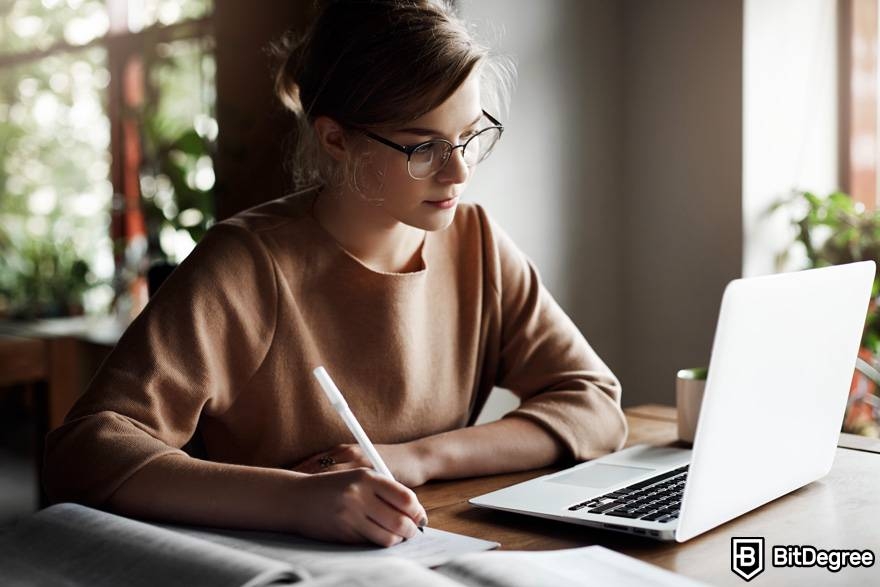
[424,196,459,210]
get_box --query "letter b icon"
[731,537,765,582]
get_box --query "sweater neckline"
[304,187,429,278]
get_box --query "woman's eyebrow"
[397,112,483,136]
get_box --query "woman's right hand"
[289,468,428,547]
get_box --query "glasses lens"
[408,141,451,179]
[405,126,503,179]
[464,127,502,166]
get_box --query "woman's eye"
[413,143,434,155]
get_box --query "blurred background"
[2,0,879,524]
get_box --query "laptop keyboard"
[567,465,688,524]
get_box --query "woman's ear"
[313,116,349,162]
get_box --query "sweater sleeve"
[480,209,628,461]
[43,223,278,506]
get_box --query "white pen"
[313,365,426,532]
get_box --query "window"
[843,0,878,208]
[0,0,215,319]
[841,0,880,437]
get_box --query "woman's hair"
[271,0,515,192]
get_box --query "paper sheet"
[436,545,709,587]
[167,524,499,575]
[288,559,464,587]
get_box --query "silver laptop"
[470,261,875,542]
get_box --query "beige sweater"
[44,189,627,505]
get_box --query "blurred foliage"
[0,0,109,53]
[773,190,880,437]
[0,228,89,318]
[0,0,213,53]
[0,45,112,319]
[141,125,214,251]
[139,36,216,263]
[127,0,212,32]
[0,2,215,319]
[773,191,880,353]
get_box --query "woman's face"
[357,73,483,232]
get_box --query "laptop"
[470,261,876,542]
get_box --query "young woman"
[44,0,627,548]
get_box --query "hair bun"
[271,31,307,114]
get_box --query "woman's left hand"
[290,442,431,487]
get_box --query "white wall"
[464,1,781,415]
[618,0,744,407]
[743,0,839,278]
[461,0,625,420]
[461,0,624,364]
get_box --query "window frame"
[841,0,879,209]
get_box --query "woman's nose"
[437,148,470,184]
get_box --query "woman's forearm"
[106,453,306,532]
[106,452,428,546]
[412,416,567,482]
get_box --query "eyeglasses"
[362,110,504,180]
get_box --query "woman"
[44,0,627,547]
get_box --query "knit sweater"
[43,189,627,505]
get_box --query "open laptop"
[470,261,876,542]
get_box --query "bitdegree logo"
[773,545,875,573]
[732,538,876,581]
[731,538,765,581]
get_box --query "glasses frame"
[362,110,504,180]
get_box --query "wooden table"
[0,334,51,505]
[415,405,880,586]
[0,316,123,506]
[0,316,122,431]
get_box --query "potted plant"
[0,228,92,320]
[773,190,880,437]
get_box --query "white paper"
[167,524,499,575]
[291,559,464,587]
[436,545,709,587]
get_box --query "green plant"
[773,190,880,436]
[0,227,94,319]
[137,35,216,264]
[140,121,214,262]
[774,191,880,350]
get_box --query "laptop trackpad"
[547,464,655,489]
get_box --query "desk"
[0,316,122,506]
[0,316,122,430]
[416,405,880,586]
[0,334,50,505]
